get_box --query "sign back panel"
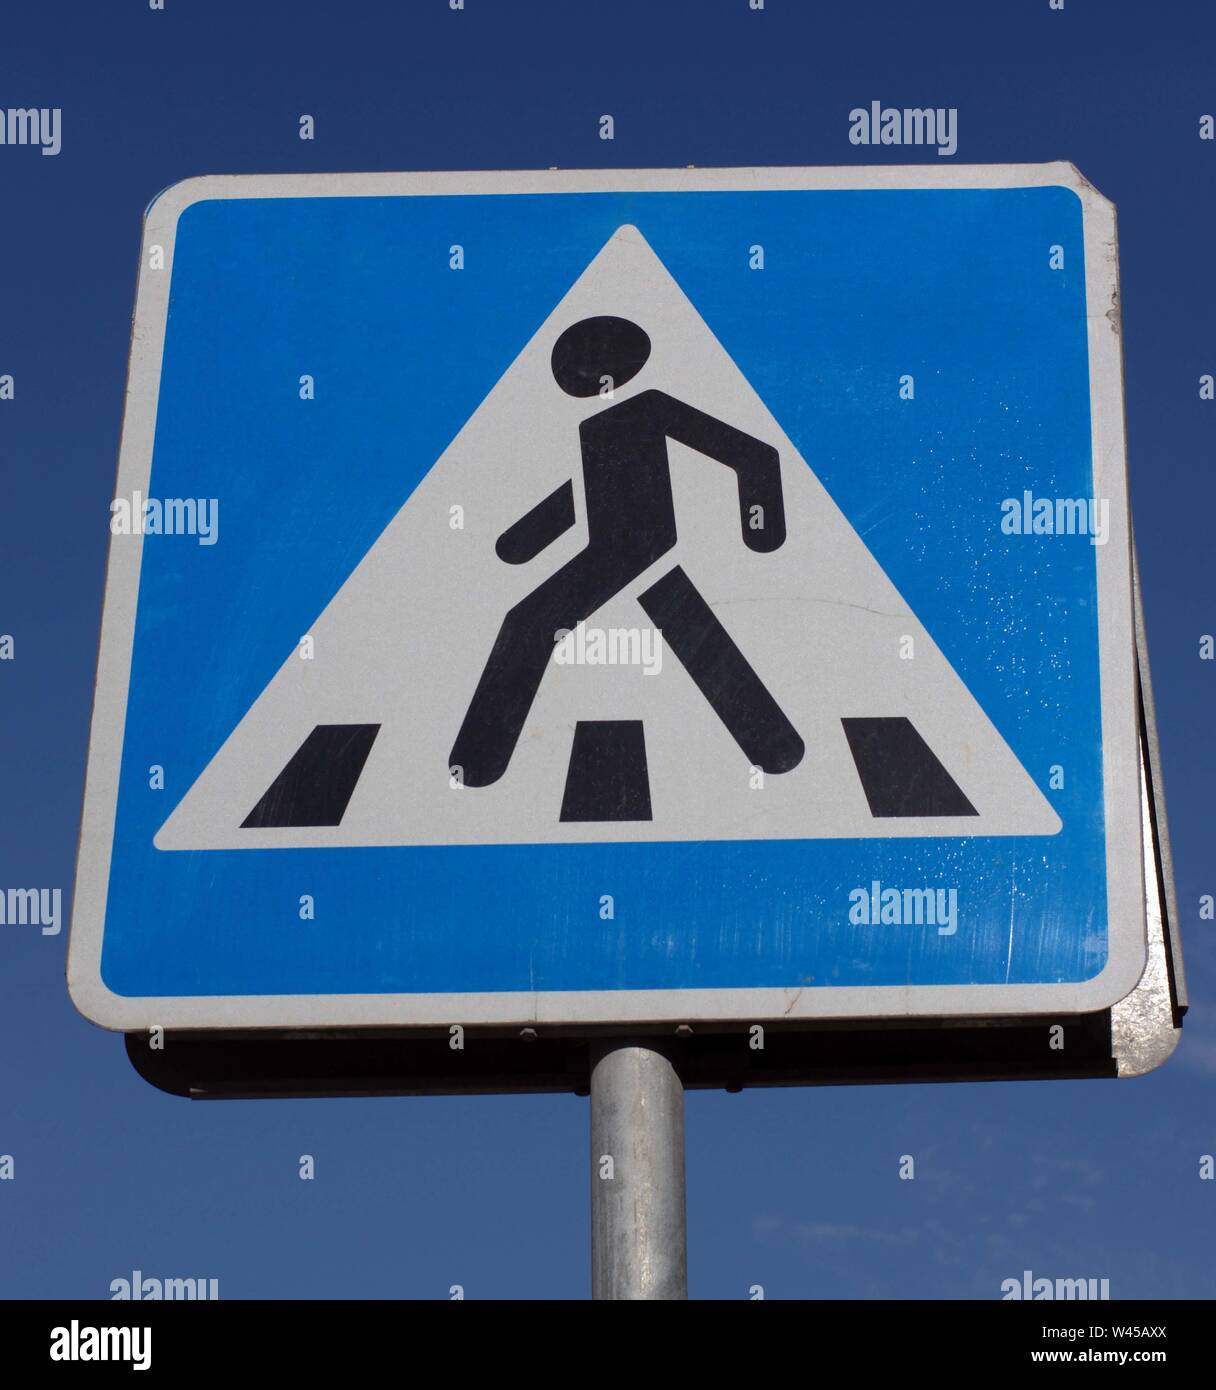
[69,165,1145,1030]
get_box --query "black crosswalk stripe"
[241,724,381,828]
[559,720,653,823]
[841,716,977,818]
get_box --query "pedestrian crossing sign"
[69,165,1148,1031]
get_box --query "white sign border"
[68,162,1145,1031]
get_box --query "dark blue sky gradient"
[1,0,1213,1299]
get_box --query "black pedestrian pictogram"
[448,315,806,806]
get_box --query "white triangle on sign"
[155,223,1061,850]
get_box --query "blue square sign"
[69,166,1146,1030]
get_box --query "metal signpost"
[69,165,1183,1299]
[590,1042,687,1300]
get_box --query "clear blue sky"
[1,0,1213,1299]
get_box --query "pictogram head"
[550,316,651,396]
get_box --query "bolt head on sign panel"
[69,164,1146,1033]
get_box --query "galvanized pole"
[590,1040,687,1299]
